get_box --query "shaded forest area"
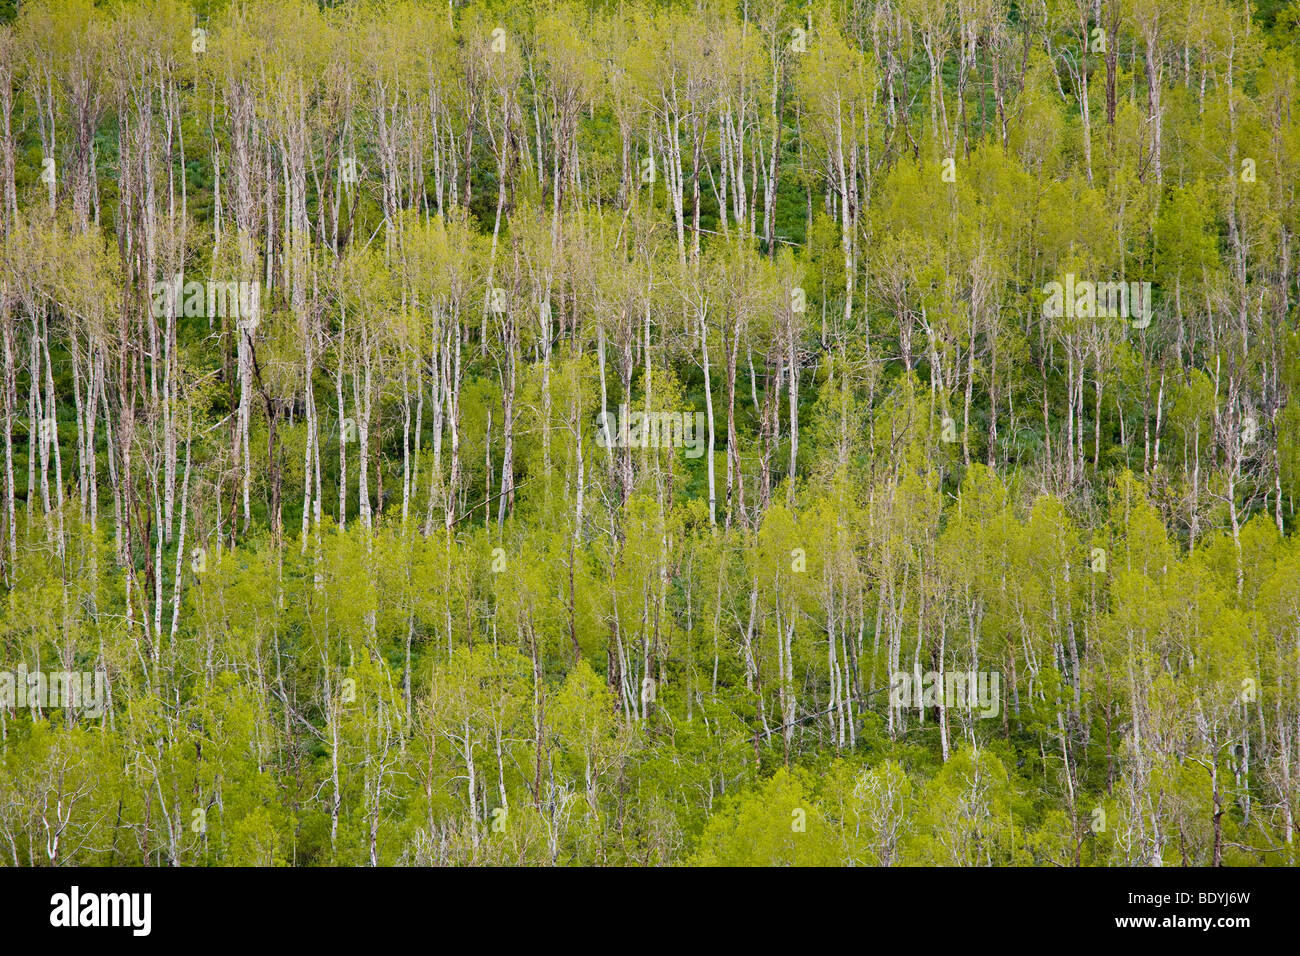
[1,0,1300,866]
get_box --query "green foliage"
[0,0,1297,867]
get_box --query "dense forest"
[0,0,1297,867]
